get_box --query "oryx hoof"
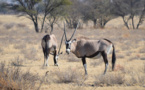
[54,63,59,66]
[45,64,49,67]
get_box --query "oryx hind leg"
[101,51,108,75]
[82,57,88,75]
[45,49,50,66]
[42,48,46,66]
[53,50,58,66]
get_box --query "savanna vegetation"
[0,0,145,90]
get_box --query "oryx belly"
[92,53,101,59]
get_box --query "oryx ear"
[72,39,76,43]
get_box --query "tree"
[14,0,71,33]
[65,0,82,28]
[81,0,115,28]
[112,0,145,29]
[40,0,71,32]
[96,0,115,28]
[81,0,99,28]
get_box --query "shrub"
[90,60,102,67]
[0,47,3,53]
[127,74,145,86]
[21,47,39,61]
[14,44,26,50]
[94,73,125,86]
[4,23,15,29]
[11,56,24,66]
[0,62,40,89]
[54,67,83,84]
[17,23,26,28]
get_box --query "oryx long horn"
[70,22,79,40]
[63,22,67,41]
[58,32,65,54]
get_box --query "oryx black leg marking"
[53,50,57,65]
[101,51,108,74]
[82,57,87,75]
[42,48,46,66]
[45,48,50,66]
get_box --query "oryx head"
[64,22,78,54]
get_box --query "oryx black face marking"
[65,40,72,54]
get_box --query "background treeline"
[0,0,145,32]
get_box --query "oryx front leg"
[101,51,108,75]
[82,57,87,75]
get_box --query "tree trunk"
[131,16,135,29]
[93,19,97,28]
[34,22,39,33]
[50,24,53,34]
[136,10,145,29]
[41,15,47,32]
[122,16,130,29]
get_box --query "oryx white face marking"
[65,41,72,54]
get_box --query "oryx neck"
[70,42,76,53]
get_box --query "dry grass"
[14,43,26,50]
[53,67,83,84]
[0,47,3,53]
[0,15,145,90]
[4,23,15,30]
[90,60,103,67]
[21,47,40,61]
[0,62,40,90]
[94,73,125,86]
[11,56,24,67]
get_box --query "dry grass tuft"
[139,48,145,53]
[127,74,145,86]
[0,47,3,53]
[90,60,103,67]
[94,73,125,86]
[14,44,26,50]
[140,57,145,60]
[11,56,24,66]
[0,62,40,90]
[117,54,125,59]
[64,53,80,62]
[54,67,83,84]
[21,47,40,61]
[16,23,26,28]
[4,23,15,30]
[143,63,145,73]
[129,56,140,61]
[114,64,125,72]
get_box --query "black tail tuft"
[112,45,116,71]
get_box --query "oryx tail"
[112,44,116,71]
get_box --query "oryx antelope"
[63,23,116,75]
[41,33,64,66]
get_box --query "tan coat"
[71,37,112,58]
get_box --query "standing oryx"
[63,23,116,75]
[41,33,64,66]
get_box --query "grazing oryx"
[41,33,64,66]
[63,23,116,75]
